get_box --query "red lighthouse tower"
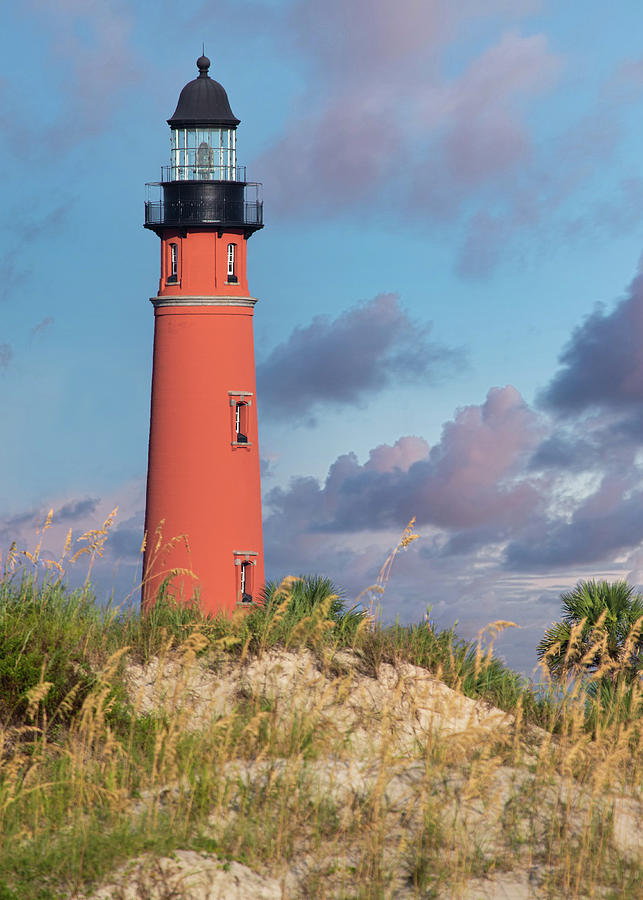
[142,55,264,615]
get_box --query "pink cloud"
[366,437,430,473]
[416,386,546,528]
[289,0,541,76]
[250,2,643,275]
[264,386,547,536]
[259,0,561,226]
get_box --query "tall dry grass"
[0,516,641,898]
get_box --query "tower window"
[229,391,253,447]
[167,243,178,283]
[240,561,252,602]
[170,127,238,181]
[227,243,238,283]
[235,401,248,443]
[234,550,258,604]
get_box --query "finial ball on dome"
[197,55,211,76]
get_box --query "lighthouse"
[142,55,264,615]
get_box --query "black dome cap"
[168,56,240,128]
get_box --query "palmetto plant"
[257,574,368,646]
[537,579,643,681]
[263,574,346,621]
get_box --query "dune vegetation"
[0,520,642,898]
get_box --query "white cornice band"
[151,296,258,308]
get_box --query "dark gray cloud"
[107,513,145,561]
[257,293,464,423]
[528,417,639,472]
[0,507,39,543]
[528,432,598,471]
[0,498,101,549]
[506,481,643,570]
[56,498,100,522]
[540,270,643,413]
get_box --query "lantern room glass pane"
[169,127,237,181]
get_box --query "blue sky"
[3,0,643,674]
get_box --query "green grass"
[0,568,641,898]
[0,566,598,748]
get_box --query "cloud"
[0,344,12,370]
[241,0,643,276]
[506,477,643,569]
[566,178,643,241]
[56,497,100,522]
[540,269,643,414]
[0,258,27,304]
[31,317,54,339]
[107,513,145,561]
[0,497,102,548]
[260,456,278,479]
[286,0,541,82]
[528,430,602,472]
[456,211,510,278]
[260,15,560,220]
[264,386,545,536]
[261,352,643,585]
[417,31,559,192]
[9,0,139,147]
[257,293,463,422]
[259,375,643,673]
[0,484,145,603]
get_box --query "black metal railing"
[145,199,263,227]
[161,164,247,183]
[144,181,263,229]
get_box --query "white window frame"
[229,391,253,447]
[227,243,236,278]
[235,401,246,442]
[234,551,258,604]
[168,242,178,282]
[170,127,237,181]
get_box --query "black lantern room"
[145,56,263,235]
